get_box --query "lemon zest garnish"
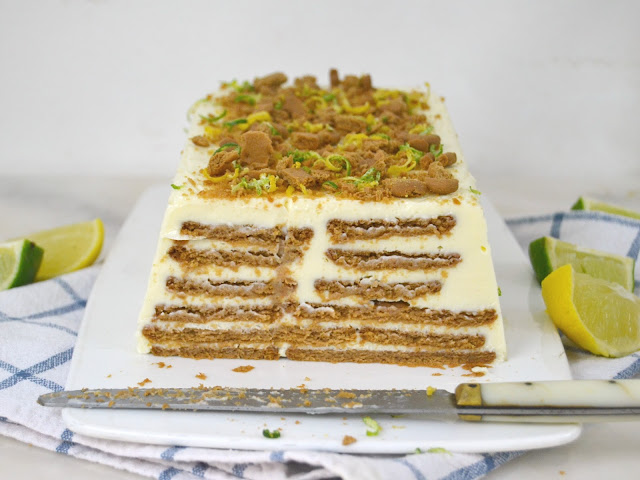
[387,157,417,177]
[285,185,295,197]
[304,95,327,111]
[340,133,369,149]
[204,125,222,142]
[409,123,428,134]
[268,175,277,193]
[238,111,272,130]
[299,184,308,195]
[341,99,370,114]
[201,167,233,183]
[303,121,325,133]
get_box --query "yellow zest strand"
[238,111,272,130]
[268,175,277,193]
[285,185,295,197]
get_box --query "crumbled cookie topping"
[192,70,458,200]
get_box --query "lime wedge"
[529,236,635,291]
[542,264,640,357]
[571,197,640,220]
[16,219,104,281]
[0,239,44,291]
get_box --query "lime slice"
[0,239,44,291]
[16,219,104,281]
[571,196,640,220]
[542,264,640,357]
[529,236,635,291]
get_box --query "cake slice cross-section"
[137,70,507,367]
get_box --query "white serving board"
[63,185,581,453]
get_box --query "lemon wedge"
[17,219,104,281]
[541,264,640,357]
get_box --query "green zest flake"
[262,429,281,439]
[223,118,248,130]
[498,287,502,296]
[326,154,352,176]
[370,133,390,141]
[226,79,255,93]
[469,186,482,195]
[355,168,381,187]
[265,122,281,136]
[323,181,339,190]
[274,99,283,110]
[414,448,423,454]
[234,94,257,106]
[429,143,444,158]
[231,175,276,196]
[399,143,424,163]
[323,93,336,102]
[200,109,227,124]
[419,125,434,135]
[214,142,241,155]
[170,184,182,190]
[427,447,452,455]
[289,149,322,165]
[363,416,382,436]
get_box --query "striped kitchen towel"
[1,209,639,480]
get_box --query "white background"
[1,0,639,185]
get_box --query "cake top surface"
[172,70,480,203]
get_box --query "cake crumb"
[432,373,442,376]
[342,435,357,446]
[161,403,169,410]
[295,420,301,424]
[559,471,566,476]
[107,401,115,408]
[154,362,167,368]
[304,377,311,381]
[195,372,207,380]
[232,365,255,373]
[137,378,152,387]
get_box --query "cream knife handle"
[455,379,640,423]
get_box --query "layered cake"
[137,70,507,366]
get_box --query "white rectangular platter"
[63,185,581,453]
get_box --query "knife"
[38,379,640,423]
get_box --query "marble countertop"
[1,174,639,480]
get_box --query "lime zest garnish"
[225,79,255,93]
[469,187,482,195]
[288,149,323,165]
[427,447,451,455]
[399,143,424,162]
[231,174,278,196]
[214,142,242,155]
[200,109,227,124]
[370,133,390,141]
[170,184,182,190]
[262,429,281,439]
[274,99,283,110]
[323,93,336,102]
[426,386,436,397]
[419,125,434,135]
[429,143,443,158]
[265,122,281,136]
[414,448,423,454]
[223,118,248,130]
[363,416,382,436]
[323,181,339,190]
[234,94,258,106]
[325,154,351,176]
[498,287,502,296]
